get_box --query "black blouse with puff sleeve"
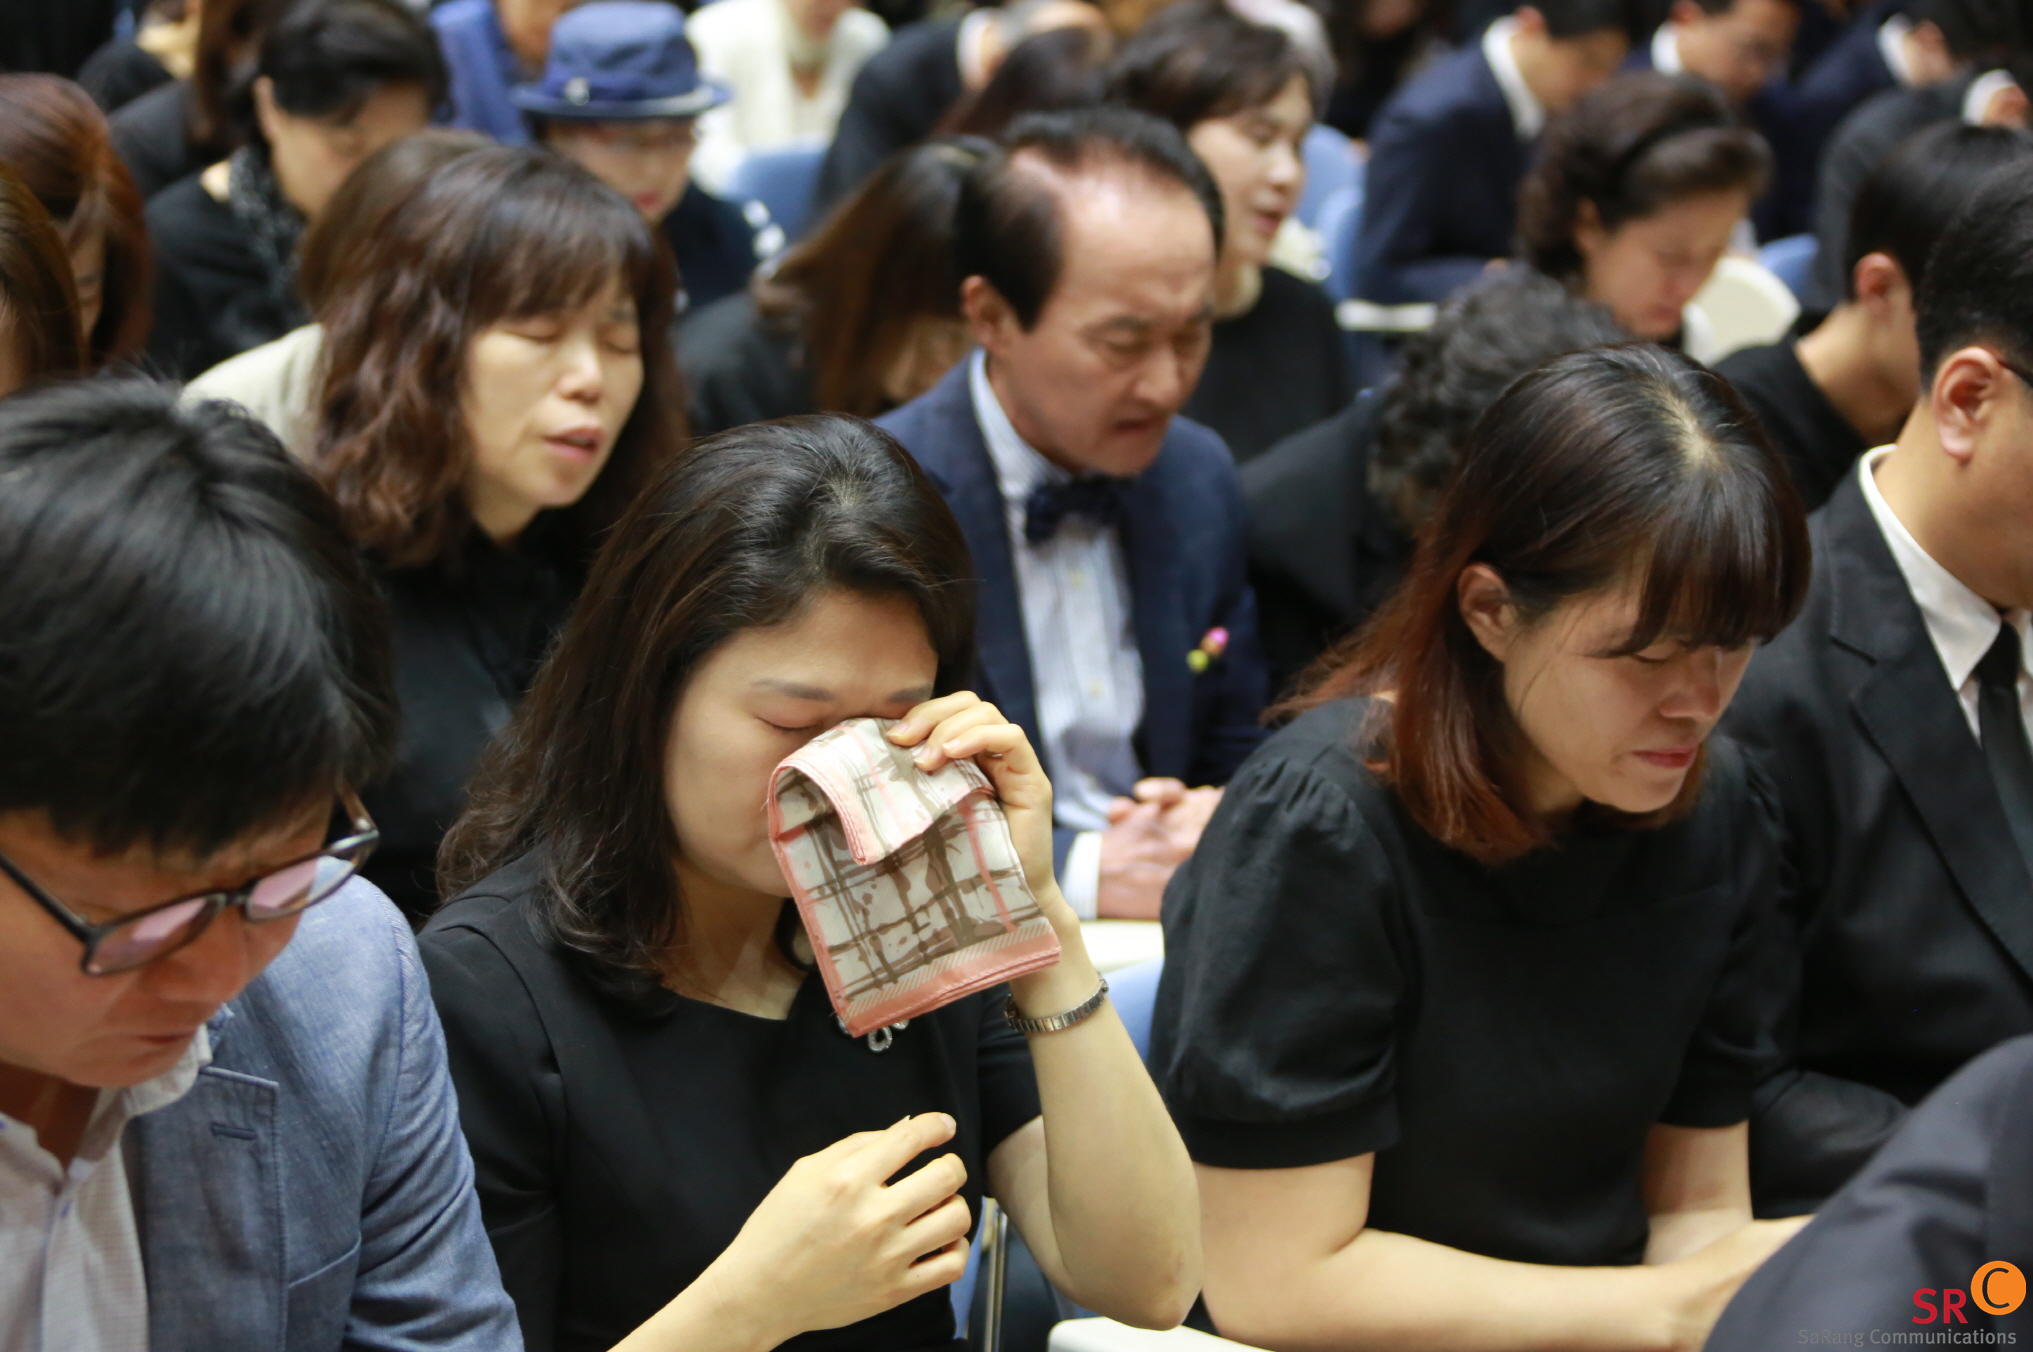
[418,852,1043,1352]
[1151,698,1784,1268]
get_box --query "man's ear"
[1930,346,2018,466]
[1513,5,1548,40]
[1667,0,1705,28]
[252,75,283,146]
[1572,197,1606,261]
[1851,251,1905,315]
[1457,564,1519,662]
[960,275,1014,353]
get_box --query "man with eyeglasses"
[1723,167,2033,1219]
[0,382,519,1351]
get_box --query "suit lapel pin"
[1187,627,1230,674]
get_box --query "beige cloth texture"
[769,717,1060,1035]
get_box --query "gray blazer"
[126,879,522,1352]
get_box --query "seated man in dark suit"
[1352,0,1630,305]
[1627,0,1806,237]
[1718,121,2033,511]
[1242,269,1621,695]
[0,381,518,1349]
[878,105,1267,920]
[1723,167,2033,1216]
[1805,3,2031,309]
[812,0,1106,219]
[1706,1035,2033,1348]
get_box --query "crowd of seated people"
[10,0,2033,1350]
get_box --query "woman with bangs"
[309,142,684,923]
[1152,344,1817,1351]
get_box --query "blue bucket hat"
[511,1,733,121]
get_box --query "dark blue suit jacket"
[1624,37,1808,240]
[876,361,1270,865]
[1352,42,1527,304]
[1792,0,1905,199]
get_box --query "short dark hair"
[440,415,977,1011]
[1292,344,1808,863]
[954,105,1225,330]
[240,0,446,145]
[1533,0,1638,39]
[0,380,398,856]
[1843,121,2033,301]
[1372,270,1626,533]
[1106,0,1323,128]
[0,164,84,389]
[1915,165,2033,380]
[1519,72,1771,281]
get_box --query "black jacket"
[361,536,573,924]
[675,291,812,435]
[1239,392,1413,697]
[1707,1036,2033,1348]
[1722,470,2033,1215]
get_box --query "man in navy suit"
[1352,0,1631,305]
[879,106,1267,921]
[1628,0,1807,237]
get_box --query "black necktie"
[1023,477,1130,545]
[1976,622,2033,876]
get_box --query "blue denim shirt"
[126,879,522,1351]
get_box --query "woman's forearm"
[1002,909,1203,1328]
[1208,1227,1699,1352]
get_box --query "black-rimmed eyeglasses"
[0,794,379,976]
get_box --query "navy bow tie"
[1024,476,1130,544]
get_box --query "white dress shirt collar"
[1856,447,2032,700]
[1651,23,1685,74]
[971,350,1072,507]
[1876,13,1919,87]
[1482,16,1546,141]
[1965,69,2022,125]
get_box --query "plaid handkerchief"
[768,717,1061,1036]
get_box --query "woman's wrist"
[633,1265,786,1352]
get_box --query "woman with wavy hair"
[1156,344,1814,1351]
[308,141,685,922]
[0,74,153,368]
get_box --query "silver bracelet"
[1003,976,1109,1035]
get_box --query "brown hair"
[311,144,685,571]
[298,128,488,311]
[1518,73,1771,283]
[1106,0,1322,128]
[1287,344,1809,863]
[0,166,85,391]
[190,0,290,153]
[440,415,978,1011]
[755,138,986,418]
[0,75,152,366]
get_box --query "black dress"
[1152,699,1782,1269]
[1715,338,1868,512]
[676,291,814,435]
[1183,266,1354,464]
[419,853,1043,1352]
[1239,392,1414,696]
[361,534,573,923]
[144,170,306,380]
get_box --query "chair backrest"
[1757,233,1818,302]
[725,143,827,242]
[1297,124,1362,230]
[1686,254,1800,364]
[1109,957,1164,1063]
